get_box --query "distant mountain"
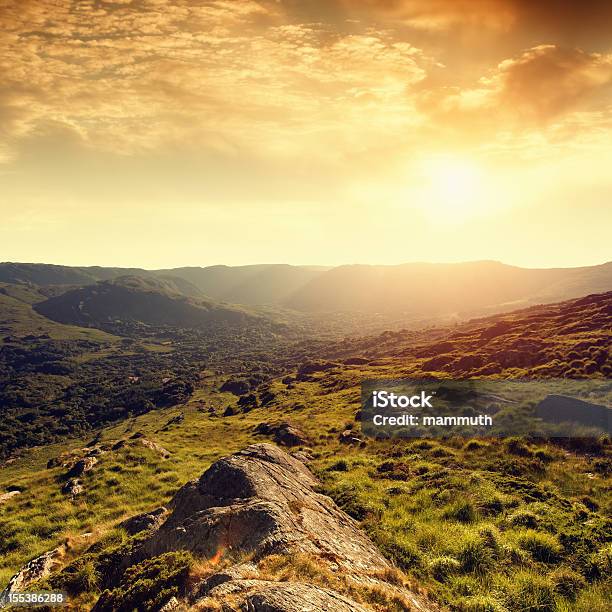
[284,261,612,315]
[33,275,261,330]
[0,262,151,287]
[154,264,327,304]
[2,261,611,318]
[0,262,327,304]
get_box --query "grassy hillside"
[0,292,609,610]
[321,291,612,379]
[0,290,115,345]
[33,275,265,333]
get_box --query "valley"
[0,263,610,610]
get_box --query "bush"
[450,575,478,596]
[443,500,478,523]
[587,543,612,578]
[551,567,586,599]
[505,437,532,457]
[516,530,561,563]
[533,447,555,462]
[457,535,494,574]
[502,571,556,612]
[507,509,539,529]
[52,557,99,594]
[375,532,422,571]
[328,459,349,472]
[428,556,460,582]
[477,525,501,557]
[463,440,488,451]
[94,551,193,612]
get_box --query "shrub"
[94,551,193,612]
[450,575,478,596]
[505,437,532,457]
[502,571,556,612]
[52,557,99,594]
[443,500,478,523]
[428,556,460,582]
[551,567,586,599]
[457,535,494,574]
[375,532,422,571]
[587,543,612,579]
[507,509,539,529]
[463,440,488,452]
[328,459,349,472]
[533,448,555,462]
[477,525,501,557]
[516,530,561,563]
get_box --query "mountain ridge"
[1,260,611,321]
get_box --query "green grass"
[1,368,610,610]
[0,293,116,345]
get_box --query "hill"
[285,261,612,315]
[3,261,610,319]
[0,285,115,345]
[0,291,609,610]
[33,275,261,333]
[153,264,327,304]
[317,291,611,379]
[0,263,150,287]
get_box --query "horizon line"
[2,259,611,272]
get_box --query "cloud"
[337,0,515,31]
[418,45,612,138]
[493,45,612,120]
[0,0,430,163]
[337,0,612,40]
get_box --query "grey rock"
[1,548,62,596]
[119,507,168,536]
[65,456,98,479]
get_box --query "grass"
[0,293,116,345]
[1,324,610,609]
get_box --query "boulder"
[120,444,435,611]
[0,548,63,596]
[0,490,20,505]
[253,422,308,447]
[119,507,168,536]
[61,478,83,498]
[273,423,307,447]
[65,456,98,479]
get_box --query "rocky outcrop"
[253,422,308,447]
[139,438,171,459]
[118,443,434,611]
[120,507,168,536]
[1,548,63,597]
[61,478,83,498]
[202,580,370,611]
[0,490,20,506]
[65,456,98,479]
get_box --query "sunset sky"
[1,0,611,268]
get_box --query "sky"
[1,0,611,269]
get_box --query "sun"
[418,155,488,221]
